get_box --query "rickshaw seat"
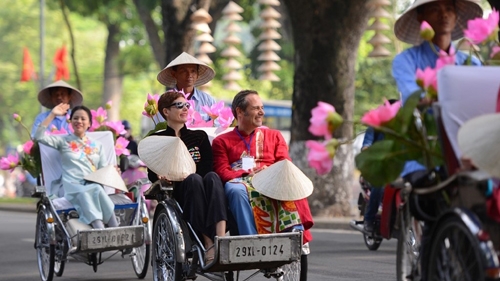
[436,65,500,176]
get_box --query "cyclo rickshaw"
[139,131,307,281]
[32,131,151,281]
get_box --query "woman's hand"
[51,103,70,116]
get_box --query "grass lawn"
[0,197,37,204]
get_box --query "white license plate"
[80,226,143,251]
[228,236,292,263]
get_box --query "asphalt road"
[0,210,397,281]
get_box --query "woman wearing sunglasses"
[146,90,227,263]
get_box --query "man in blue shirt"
[392,0,482,178]
[393,0,482,104]
[157,52,216,120]
[31,80,83,136]
[391,1,483,278]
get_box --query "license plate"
[226,236,294,263]
[80,226,144,251]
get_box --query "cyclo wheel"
[152,208,183,281]
[132,202,151,279]
[426,216,485,281]
[396,207,422,281]
[363,233,382,251]
[36,209,55,281]
[54,221,66,277]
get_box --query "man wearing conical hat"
[393,0,483,105]
[31,80,83,136]
[157,52,216,121]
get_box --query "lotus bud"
[105,101,112,110]
[420,21,435,41]
[13,113,21,122]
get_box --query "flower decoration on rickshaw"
[142,89,235,137]
[306,9,499,186]
[0,101,131,176]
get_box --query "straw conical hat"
[138,135,196,181]
[259,18,282,29]
[224,58,242,69]
[225,22,242,33]
[223,34,242,45]
[252,160,313,201]
[196,53,213,65]
[257,61,281,72]
[257,0,280,6]
[84,165,128,192]
[196,33,214,42]
[258,29,282,40]
[222,70,242,81]
[259,71,280,81]
[157,52,215,87]
[394,0,482,45]
[191,22,211,33]
[198,42,217,54]
[224,13,244,21]
[458,113,500,178]
[257,51,280,61]
[221,45,242,57]
[38,80,83,109]
[258,40,281,51]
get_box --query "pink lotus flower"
[309,102,337,139]
[91,107,108,126]
[105,121,126,135]
[361,99,401,127]
[217,107,235,129]
[13,113,21,122]
[491,46,500,59]
[306,140,333,175]
[105,100,112,110]
[114,137,130,156]
[415,67,438,98]
[464,9,500,44]
[187,111,214,128]
[186,100,198,125]
[420,21,435,41]
[202,101,225,120]
[48,125,69,135]
[0,153,20,172]
[435,48,455,70]
[23,140,34,155]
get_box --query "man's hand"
[247,165,268,177]
[51,103,70,116]
[459,157,476,172]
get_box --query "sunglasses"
[169,102,191,109]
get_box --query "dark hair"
[388,99,398,104]
[122,120,131,130]
[70,105,92,127]
[231,90,259,118]
[158,90,185,120]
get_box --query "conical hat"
[394,0,482,45]
[38,80,83,109]
[458,113,500,178]
[252,160,313,201]
[84,165,128,192]
[138,135,196,181]
[157,52,215,87]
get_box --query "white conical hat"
[84,165,128,192]
[458,113,500,178]
[138,135,196,181]
[252,160,313,201]
[157,52,215,87]
[38,80,83,109]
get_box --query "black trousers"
[174,172,227,240]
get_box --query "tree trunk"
[133,0,166,68]
[102,23,123,121]
[283,0,370,216]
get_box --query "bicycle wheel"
[396,208,422,281]
[54,221,66,277]
[364,233,382,251]
[152,208,183,281]
[426,216,485,281]
[36,209,55,281]
[132,202,151,279]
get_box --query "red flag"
[53,45,70,81]
[21,47,36,82]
